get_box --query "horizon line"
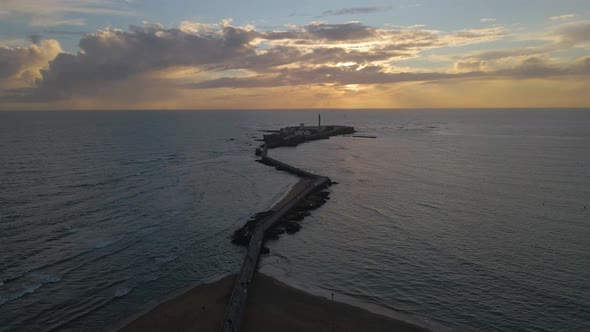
[1,107,589,112]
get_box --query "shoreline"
[115,273,435,332]
[107,272,235,332]
[258,262,453,332]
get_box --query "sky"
[0,0,589,110]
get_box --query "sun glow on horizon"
[0,1,589,109]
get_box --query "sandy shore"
[116,275,236,332]
[117,273,430,332]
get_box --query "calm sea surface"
[0,110,588,331]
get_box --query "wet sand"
[117,273,430,332]
[117,275,236,332]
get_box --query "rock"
[314,191,330,199]
[265,228,285,240]
[286,211,310,221]
[285,223,302,234]
[231,229,252,246]
[266,233,279,240]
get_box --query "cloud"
[450,20,590,74]
[303,22,376,41]
[7,20,506,99]
[551,20,590,46]
[0,0,135,16]
[0,40,62,89]
[477,56,589,79]
[0,39,29,47]
[455,60,485,72]
[30,17,88,27]
[480,18,496,22]
[0,0,136,27]
[15,23,259,100]
[187,65,483,89]
[550,14,576,21]
[454,46,550,62]
[189,54,590,90]
[261,22,379,43]
[318,7,392,17]
[28,34,43,45]
[45,29,88,36]
[4,19,588,107]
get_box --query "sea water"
[0,109,588,331]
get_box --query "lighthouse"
[318,113,321,128]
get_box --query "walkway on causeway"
[221,153,330,331]
[221,125,354,332]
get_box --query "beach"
[117,273,429,332]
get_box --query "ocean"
[0,109,588,331]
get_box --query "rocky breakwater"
[231,124,354,250]
[222,124,354,332]
[266,190,330,238]
[232,189,331,248]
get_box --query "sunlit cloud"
[550,14,576,21]
[0,39,63,89]
[0,16,589,109]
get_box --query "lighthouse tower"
[318,113,321,128]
